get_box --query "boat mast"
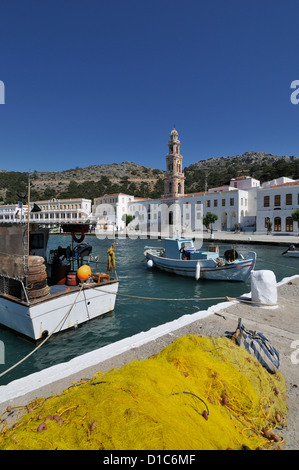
[26,172,31,286]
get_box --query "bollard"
[251,270,277,307]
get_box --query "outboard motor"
[282,244,296,255]
[224,249,238,262]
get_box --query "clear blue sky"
[1,0,299,173]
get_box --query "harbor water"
[0,236,298,386]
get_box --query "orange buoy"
[77,265,91,281]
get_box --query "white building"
[0,198,92,226]
[92,193,137,233]
[179,187,253,233]
[256,180,299,234]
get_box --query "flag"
[31,203,41,212]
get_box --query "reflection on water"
[0,235,298,385]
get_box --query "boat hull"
[0,281,119,341]
[145,250,256,282]
[286,251,299,258]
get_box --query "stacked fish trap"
[27,256,50,301]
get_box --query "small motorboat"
[281,245,299,257]
[144,237,256,282]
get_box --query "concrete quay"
[202,231,299,246]
[0,274,298,450]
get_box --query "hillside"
[0,152,298,204]
[0,162,165,204]
[184,151,299,193]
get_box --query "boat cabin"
[0,222,99,303]
[164,238,220,261]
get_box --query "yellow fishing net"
[0,335,287,450]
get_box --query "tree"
[203,212,218,234]
[123,214,134,226]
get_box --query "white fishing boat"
[0,222,119,341]
[281,245,299,258]
[144,238,256,282]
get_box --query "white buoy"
[251,270,277,307]
[195,261,200,280]
[147,260,153,268]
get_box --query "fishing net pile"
[0,335,287,450]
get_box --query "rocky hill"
[184,151,299,193]
[0,162,165,204]
[0,152,298,204]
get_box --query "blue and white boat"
[281,245,299,258]
[144,238,256,282]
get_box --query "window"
[274,217,281,232]
[222,199,225,206]
[286,194,292,205]
[214,200,218,207]
[264,196,270,207]
[286,217,293,232]
[206,200,210,208]
[274,195,281,206]
[230,198,234,206]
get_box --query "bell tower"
[163,127,185,198]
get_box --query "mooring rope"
[0,279,281,379]
[88,283,277,306]
[0,284,84,379]
[258,256,299,271]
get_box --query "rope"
[86,284,277,306]
[258,256,299,271]
[0,284,84,379]
[0,282,278,379]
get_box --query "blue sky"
[0,0,299,173]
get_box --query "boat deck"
[49,284,78,295]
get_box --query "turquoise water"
[0,236,298,386]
